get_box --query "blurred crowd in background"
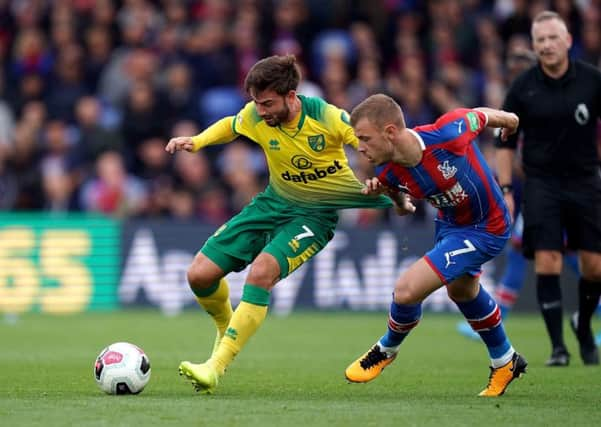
[0,0,600,226]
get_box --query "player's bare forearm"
[496,148,514,187]
[503,192,515,222]
[474,107,519,140]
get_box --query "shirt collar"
[535,59,576,85]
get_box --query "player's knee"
[534,250,562,274]
[187,263,215,290]
[446,279,479,302]
[577,251,601,281]
[446,286,468,302]
[186,253,225,291]
[393,283,421,305]
[580,264,601,282]
[246,257,280,290]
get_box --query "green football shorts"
[201,186,339,279]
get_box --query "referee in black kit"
[496,10,601,366]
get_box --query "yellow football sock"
[209,284,270,375]
[195,278,233,337]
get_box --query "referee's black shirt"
[496,60,601,178]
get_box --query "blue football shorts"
[424,221,510,284]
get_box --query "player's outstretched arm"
[474,107,519,141]
[165,116,237,154]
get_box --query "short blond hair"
[532,10,569,32]
[350,94,405,129]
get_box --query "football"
[94,342,151,395]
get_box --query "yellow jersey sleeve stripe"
[231,114,238,134]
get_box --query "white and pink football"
[94,342,151,395]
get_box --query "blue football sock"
[379,302,421,348]
[455,285,513,367]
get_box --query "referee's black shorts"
[521,172,601,259]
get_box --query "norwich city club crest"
[307,134,325,151]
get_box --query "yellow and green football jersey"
[231,95,391,210]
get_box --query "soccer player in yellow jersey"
[165,54,392,394]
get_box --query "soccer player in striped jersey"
[165,55,391,394]
[344,94,527,397]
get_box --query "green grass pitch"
[1,310,599,427]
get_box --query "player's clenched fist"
[165,136,195,154]
[499,112,519,142]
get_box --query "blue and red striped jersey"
[375,108,510,236]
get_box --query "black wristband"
[500,184,513,194]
